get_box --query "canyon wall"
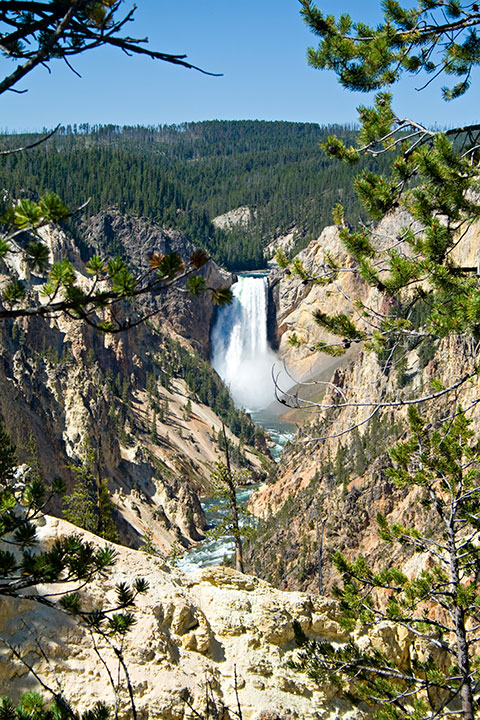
[252,214,480,592]
[0,211,266,555]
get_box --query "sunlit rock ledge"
[0,516,364,720]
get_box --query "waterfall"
[211,274,279,412]
[176,274,293,573]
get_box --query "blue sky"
[0,0,479,131]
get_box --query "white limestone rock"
[0,517,367,720]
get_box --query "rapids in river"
[177,273,294,572]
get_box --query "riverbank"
[176,407,294,572]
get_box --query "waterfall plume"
[211,275,279,411]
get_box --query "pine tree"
[62,473,98,534]
[288,1,480,387]
[208,426,256,573]
[97,478,119,543]
[291,406,480,720]
[63,441,118,543]
[150,410,158,443]
[184,398,193,420]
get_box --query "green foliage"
[289,0,480,402]
[25,241,50,272]
[63,476,97,535]
[85,254,105,275]
[63,441,118,543]
[37,193,70,224]
[287,331,303,348]
[154,334,257,447]
[0,423,16,482]
[96,479,118,543]
[0,121,391,271]
[208,464,248,537]
[0,422,121,604]
[3,279,25,305]
[292,410,480,719]
[275,249,289,269]
[212,287,234,307]
[313,309,366,342]
[0,692,77,720]
[321,135,360,164]
[355,171,397,220]
[186,275,206,296]
[154,252,184,280]
[244,411,403,589]
[139,529,158,556]
[208,458,256,572]
[300,0,480,99]
[0,190,228,330]
[1,193,69,232]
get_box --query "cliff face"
[82,210,231,357]
[268,211,422,382]
[212,206,253,231]
[250,215,480,593]
[0,212,265,555]
[270,207,479,381]
[0,515,400,720]
[268,224,368,382]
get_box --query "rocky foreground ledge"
[0,517,363,720]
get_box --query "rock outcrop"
[251,213,480,593]
[0,516,363,720]
[268,212,420,382]
[82,209,231,357]
[0,211,266,555]
[212,207,253,232]
[268,224,364,381]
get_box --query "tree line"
[0,121,391,270]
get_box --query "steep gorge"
[3,200,480,719]
[0,210,269,555]
[246,213,480,593]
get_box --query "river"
[176,410,293,573]
[176,273,294,573]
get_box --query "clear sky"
[0,0,479,132]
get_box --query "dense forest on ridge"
[0,120,390,269]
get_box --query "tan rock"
[1,517,368,720]
[212,207,253,231]
[0,210,269,558]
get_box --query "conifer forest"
[3,2,480,720]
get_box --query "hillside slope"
[247,215,480,592]
[0,212,269,554]
[0,121,391,270]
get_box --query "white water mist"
[211,275,279,411]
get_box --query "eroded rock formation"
[0,211,265,554]
[0,516,361,720]
[252,214,480,593]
